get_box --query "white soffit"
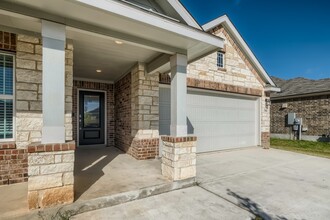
[203,15,276,87]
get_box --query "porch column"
[161,54,196,182]
[170,54,188,137]
[41,20,66,144]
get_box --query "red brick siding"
[27,141,76,153]
[0,143,28,185]
[129,138,159,160]
[0,31,16,52]
[114,73,132,152]
[72,81,115,147]
[271,95,330,137]
[160,74,262,97]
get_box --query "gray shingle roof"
[271,76,330,98]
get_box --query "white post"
[41,20,66,144]
[170,54,188,137]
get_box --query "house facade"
[271,77,330,141]
[0,0,278,209]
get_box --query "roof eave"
[271,90,330,100]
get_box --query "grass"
[271,138,330,159]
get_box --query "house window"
[0,53,14,140]
[217,51,224,68]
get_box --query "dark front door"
[79,91,105,145]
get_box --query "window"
[0,53,14,140]
[217,51,224,68]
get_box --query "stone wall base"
[161,136,196,181]
[128,138,159,160]
[27,142,75,210]
[28,185,74,210]
[261,132,270,149]
[0,142,28,185]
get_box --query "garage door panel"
[188,108,239,122]
[159,87,259,153]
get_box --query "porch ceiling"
[0,12,162,82]
[68,29,161,82]
[0,0,224,81]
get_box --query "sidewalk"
[72,186,254,220]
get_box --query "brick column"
[129,63,160,159]
[161,136,196,181]
[27,142,75,209]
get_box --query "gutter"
[265,85,281,93]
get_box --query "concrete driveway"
[197,147,330,220]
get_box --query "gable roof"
[202,15,277,88]
[120,0,201,29]
[167,0,201,29]
[271,77,330,99]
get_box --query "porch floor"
[0,147,168,219]
[74,146,169,201]
[0,182,28,219]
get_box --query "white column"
[170,54,188,137]
[41,20,66,144]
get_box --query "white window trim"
[0,52,15,142]
[217,51,225,68]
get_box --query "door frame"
[77,88,107,147]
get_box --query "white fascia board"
[202,15,276,87]
[166,0,201,29]
[75,0,223,48]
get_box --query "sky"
[180,0,330,80]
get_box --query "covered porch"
[0,147,169,219]
[0,0,223,210]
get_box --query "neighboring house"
[271,77,330,141]
[0,0,278,209]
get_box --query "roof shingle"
[271,76,330,98]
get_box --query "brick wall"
[0,31,16,51]
[271,95,330,137]
[72,80,115,147]
[159,74,263,97]
[0,143,28,185]
[114,73,132,152]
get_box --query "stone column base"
[261,132,270,149]
[161,136,196,181]
[27,142,75,209]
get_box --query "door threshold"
[77,144,107,149]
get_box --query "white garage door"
[159,87,260,153]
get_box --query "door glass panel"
[83,95,100,128]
